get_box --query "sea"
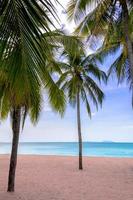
[0,142,133,157]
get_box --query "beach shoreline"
[0,155,133,200]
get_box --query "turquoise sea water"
[0,142,133,157]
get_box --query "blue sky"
[0,1,133,143]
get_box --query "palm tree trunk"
[77,91,83,170]
[7,107,21,192]
[121,0,133,80]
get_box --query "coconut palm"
[67,0,133,82]
[0,0,66,192]
[0,67,43,191]
[0,50,65,193]
[56,45,106,170]
[92,14,133,103]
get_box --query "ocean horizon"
[0,142,133,157]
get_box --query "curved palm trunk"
[7,107,21,192]
[121,0,133,80]
[77,91,83,170]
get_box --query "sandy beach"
[0,155,133,200]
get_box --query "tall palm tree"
[0,0,66,192]
[56,45,106,170]
[67,0,133,82]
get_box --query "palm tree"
[0,49,65,193]
[67,0,133,82]
[0,71,43,192]
[92,15,133,103]
[56,45,106,170]
[0,0,66,192]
